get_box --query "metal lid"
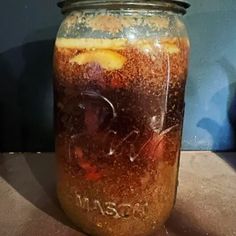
[58,0,190,14]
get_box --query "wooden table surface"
[0,152,235,236]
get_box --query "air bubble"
[96,222,103,228]
[108,148,115,156]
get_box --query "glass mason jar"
[54,1,190,235]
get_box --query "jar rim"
[58,0,190,15]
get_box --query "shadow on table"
[163,209,215,236]
[214,152,236,170]
[0,153,78,232]
[0,153,216,236]
[24,153,74,225]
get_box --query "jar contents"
[54,35,189,235]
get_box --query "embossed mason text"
[72,191,148,219]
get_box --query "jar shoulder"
[56,10,189,41]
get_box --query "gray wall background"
[0,0,235,152]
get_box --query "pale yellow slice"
[70,49,126,71]
[162,41,180,54]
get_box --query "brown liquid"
[54,38,189,236]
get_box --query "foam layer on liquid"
[55,37,189,54]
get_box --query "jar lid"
[58,0,190,14]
